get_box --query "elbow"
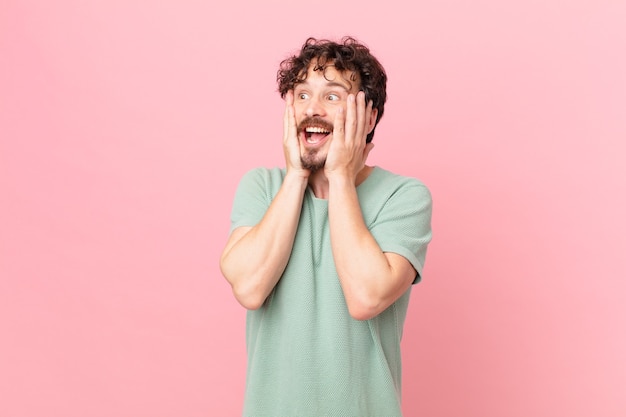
[341,277,390,321]
[226,275,269,310]
[232,285,267,310]
[220,257,267,310]
[346,298,383,321]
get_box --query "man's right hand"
[283,90,310,179]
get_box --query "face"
[292,63,361,172]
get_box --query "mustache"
[297,117,334,134]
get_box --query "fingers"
[359,94,373,143]
[283,90,308,175]
[365,98,373,140]
[283,90,296,144]
[283,92,289,141]
[333,102,346,142]
[344,93,357,145]
[343,91,372,146]
[355,92,367,143]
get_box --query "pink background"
[1,1,625,416]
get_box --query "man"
[220,36,432,416]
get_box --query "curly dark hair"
[277,36,387,143]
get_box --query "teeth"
[305,127,330,134]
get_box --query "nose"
[305,96,326,117]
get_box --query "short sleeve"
[368,182,433,284]
[229,168,273,233]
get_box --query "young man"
[220,36,433,416]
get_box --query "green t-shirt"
[229,166,433,417]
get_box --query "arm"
[328,177,417,321]
[326,92,417,320]
[220,174,307,309]
[220,91,309,309]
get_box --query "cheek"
[329,107,342,121]
[292,105,306,121]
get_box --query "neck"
[307,165,374,199]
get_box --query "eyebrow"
[325,82,351,92]
[296,80,352,92]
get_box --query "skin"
[220,64,417,320]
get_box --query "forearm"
[328,176,400,319]
[220,173,308,309]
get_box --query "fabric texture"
[229,166,432,417]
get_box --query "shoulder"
[236,167,286,193]
[229,167,287,228]
[239,166,285,183]
[361,166,432,203]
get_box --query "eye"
[328,93,340,101]
[298,92,309,100]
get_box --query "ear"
[363,142,375,160]
[367,108,378,134]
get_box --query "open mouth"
[304,126,332,144]
[299,117,334,145]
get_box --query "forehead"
[296,61,360,92]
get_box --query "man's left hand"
[324,91,374,182]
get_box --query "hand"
[324,91,375,182]
[282,90,310,179]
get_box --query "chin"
[300,152,326,172]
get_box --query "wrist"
[327,170,356,188]
[284,169,310,186]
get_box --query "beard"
[298,116,333,173]
[300,149,326,172]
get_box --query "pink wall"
[1,1,624,416]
